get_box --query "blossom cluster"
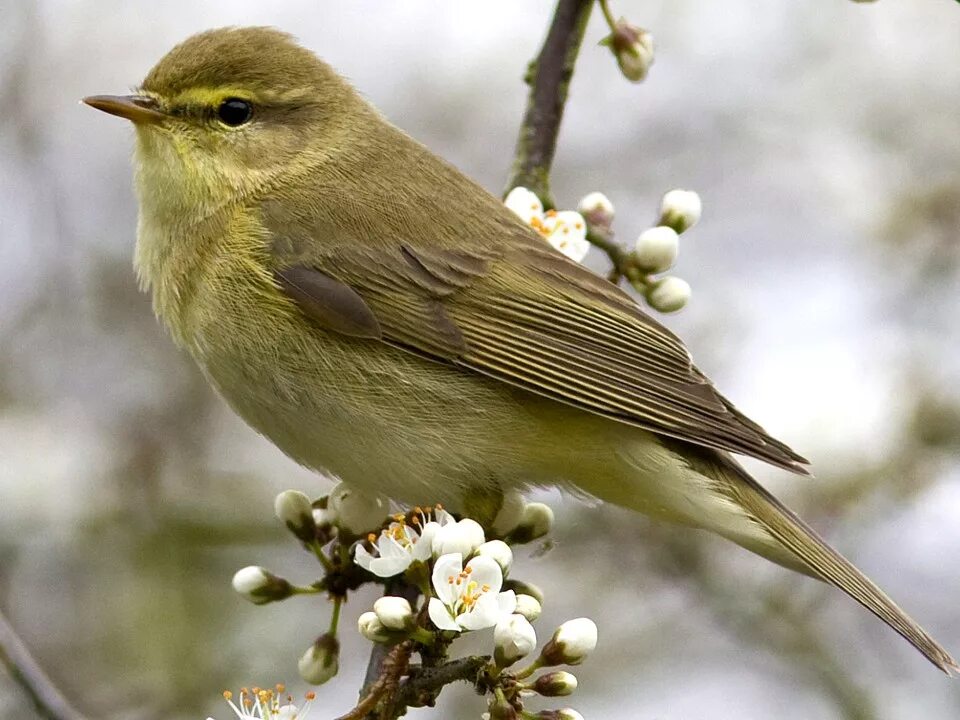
[506,185,702,315]
[225,485,596,719]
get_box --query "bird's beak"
[83,94,166,125]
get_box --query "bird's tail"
[716,456,958,675]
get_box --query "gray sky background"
[1,2,959,719]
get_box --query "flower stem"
[512,656,544,681]
[598,0,618,33]
[308,539,335,573]
[329,595,343,636]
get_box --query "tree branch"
[505,0,595,206]
[0,607,87,720]
[393,655,488,711]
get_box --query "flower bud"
[503,579,544,605]
[231,566,292,605]
[658,189,702,233]
[475,540,513,575]
[432,518,486,558]
[358,611,391,643]
[632,226,679,274]
[274,490,317,542]
[486,695,519,720]
[327,482,388,536]
[373,596,414,631]
[646,276,691,313]
[604,19,654,82]
[298,633,339,685]
[312,507,336,528]
[494,613,537,668]
[505,187,544,224]
[491,491,527,537]
[510,502,554,544]
[577,191,615,228]
[514,593,542,622]
[532,671,578,697]
[532,709,585,720]
[540,618,598,666]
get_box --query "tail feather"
[720,458,958,675]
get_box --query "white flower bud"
[505,187,544,224]
[312,507,336,528]
[511,502,554,543]
[541,618,598,666]
[327,482,388,536]
[532,671,578,697]
[577,191,615,228]
[646,276,691,313]
[633,226,679,273]
[514,593,542,622]
[274,490,317,542]
[373,596,414,631]
[297,633,339,685]
[658,189,702,233]
[475,540,513,575]
[491,491,527,537]
[231,566,292,605]
[431,518,486,558]
[557,710,585,720]
[605,20,654,82]
[494,613,538,667]
[358,611,391,643]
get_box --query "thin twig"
[337,642,412,720]
[0,607,88,720]
[505,0,595,207]
[393,655,489,711]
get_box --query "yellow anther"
[223,691,233,700]
[305,691,316,700]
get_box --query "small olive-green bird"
[85,27,955,672]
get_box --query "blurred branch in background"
[0,608,88,720]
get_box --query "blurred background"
[1,1,959,718]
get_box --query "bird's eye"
[217,98,253,126]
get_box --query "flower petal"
[496,590,517,616]
[354,544,375,571]
[431,553,463,605]
[428,597,461,632]
[413,523,439,561]
[504,187,544,224]
[368,554,412,578]
[457,592,502,631]
[464,555,503,594]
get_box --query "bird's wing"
[270,220,809,473]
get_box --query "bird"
[84,26,956,673]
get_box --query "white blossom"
[475,539,513,575]
[606,19,655,82]
[532,671,578,697]
[358,611,390,643]
[557,710,585,720]
[541,618,598,666]
[354,507,453,577]
[431,517,486,558]
[428,553,516,632]
[373,596,414,630]
[658,189,702,233]
[494,613,537,667]
[505,187,590,263]
[491,491,527,537]
[646,276,691,313]
[297,634,339,686]
[513,502,554,542]
[633,226,679,273]
[231,566,291,605]
[213,686,315,720]
[577,191,615,227]
[327,482,389,536]
[514,593,542,622]
[274,490,316,542]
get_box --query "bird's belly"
[192,307,557,506]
